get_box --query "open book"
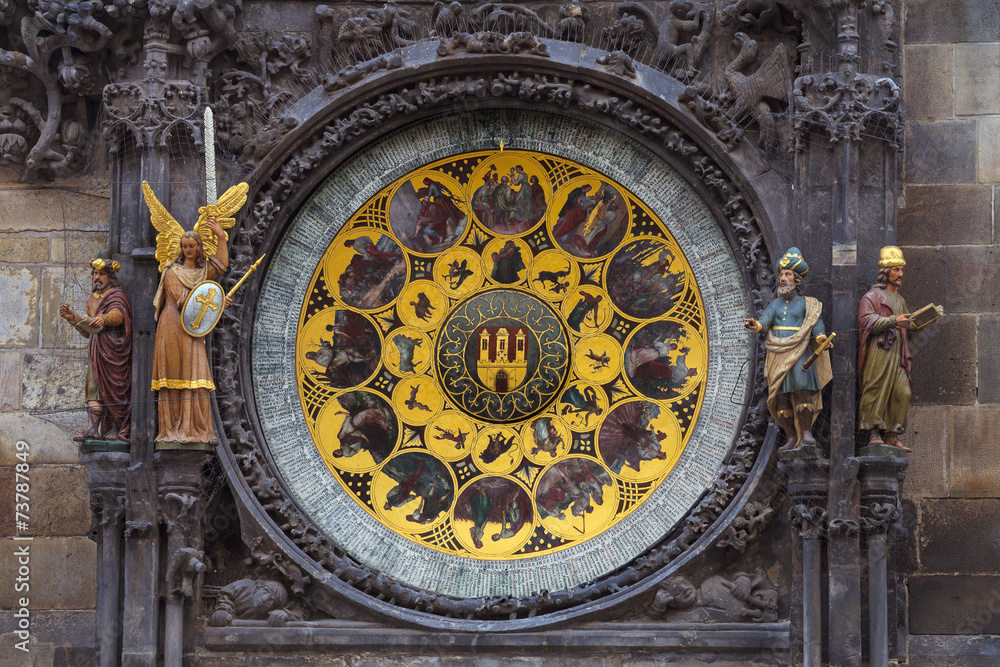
[910,303,944,330]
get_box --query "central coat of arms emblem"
[474,326,529,392]
[437,288,570,423]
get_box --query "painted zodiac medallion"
[294,148,709,561]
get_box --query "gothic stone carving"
[613,1,713,76]
[647,572,779,623]
[789,503,826,540]
[792,73,903,149]
[860,501,898,534]
[437,31,549,57]
[212,32,312,158]
[208,578,307,627]
[0,7,119,179]
[719,0,798,35]
[166,547,206,598]
[716,497,776,553]
[724,32,793,152]
[102,81,203,148]
[678,84,745,151]
[211,63,775,623]
[322,52,403,93]
[82,451,129,540]
[596,51,637,79]
[326,2,418,58]
[1,0,245,180]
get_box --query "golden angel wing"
[141,181,183,273]
[195,182,249,258]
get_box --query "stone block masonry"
[898,4,1000,656]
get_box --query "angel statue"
[143,180,248,446]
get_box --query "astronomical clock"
[252,112,753,603]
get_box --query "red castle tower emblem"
[475,326,528,393]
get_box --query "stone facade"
[0,181,106,657]
[898,1,1000,662]
[0,0,995,664]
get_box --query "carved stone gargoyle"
[166,547,206,599]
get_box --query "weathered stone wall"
[898,0,1000,653]
[0,171,104,657]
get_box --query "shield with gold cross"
[181,280,226,338]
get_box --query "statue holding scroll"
[59,256,132,442]
[858,246,940,452]
[744,248,833,452]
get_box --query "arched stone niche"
[211,46,781,630]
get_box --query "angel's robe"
[151,257,226,444]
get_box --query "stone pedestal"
[859,456,908,667]
[81,449,129,667]
[780,456,829,667]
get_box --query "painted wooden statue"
[59,256,132,442]
[857,246,940,452]
[142,182,248,446]
[744,248,833,452]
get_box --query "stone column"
[82,450,129,667]
[859,456,908,667]
[103,20,211,661]
[780,457,829,667]
[158,451,210,667]
[791,1,904,663]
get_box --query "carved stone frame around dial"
[210,41,782,630]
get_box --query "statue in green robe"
[858,246,914,451]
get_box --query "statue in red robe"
[60,257,132,441]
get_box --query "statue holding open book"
[858,246,942,452]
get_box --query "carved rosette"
[208,46,776,624]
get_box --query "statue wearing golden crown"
[59,255,133,442]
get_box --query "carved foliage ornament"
[213,68,773,622]
[0,0,242,180]
[792,73,903,149]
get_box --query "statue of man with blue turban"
[744,248,833,452]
